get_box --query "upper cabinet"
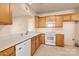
[62,14,71,21]
[35,16,56,28]
[0,4,12,25]
[71,13,79,21]
[35,13,79,28]
[35,16,63,28]
[55,16,63,28]
[35,16,46,28]
[38,16,46,28]
[46,16,55,22]
[35,16,39,28]
[61,13,79,22]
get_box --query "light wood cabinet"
[31,34,45,55]
[0,3,12,25]
[35,16,39,28]
[46,16,55,22]
[0,46,15,56]
[31,37,36,56]
[62,14,71,21]
[35,16,56,28]
[71,13,79,21]
[46,16,51,21]
[38,16,46,28]
[35,13,79,28]
[36,35,40,49]
[56,34,64,47]
[39,34,45,44]
[55,16,63,28]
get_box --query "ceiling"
[13,4,32,18]
[29,3,79,14]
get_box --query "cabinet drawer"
[0,46,15,56]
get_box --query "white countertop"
[0,32,41,51]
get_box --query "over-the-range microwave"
[46,21,55,28]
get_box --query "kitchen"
[0,3,79,56]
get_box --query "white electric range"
[45,32,56,45]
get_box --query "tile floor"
[34,44,79,56]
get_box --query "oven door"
[45,34,56,45]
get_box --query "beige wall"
[27,16,35,32]
[0,16,29,36]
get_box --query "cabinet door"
[39,17,46,28]
[62,14,71,21]
[35,16,39,28]
[46,16,55,22]
[40,34,45,44]
[36,36,40,49]
[0,46,15,56]
[56,34,64,47]
[55,16,63,28]
[0,3,12,25]
[46,16,51,21]
[31,37,36,56]
[71,13,79,21]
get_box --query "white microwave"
[46,22,55,28]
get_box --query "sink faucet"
[25,31,29,35]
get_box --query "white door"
[16,39,31,56]
[63,22,75,46]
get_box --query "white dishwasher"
[16,39,31,56]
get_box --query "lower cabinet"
[31,37,36,56]
[31,34,45,56]
[0,46,15,56]
[39,34,45,44]
[36,35,40,49]
[56,34,64,47]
